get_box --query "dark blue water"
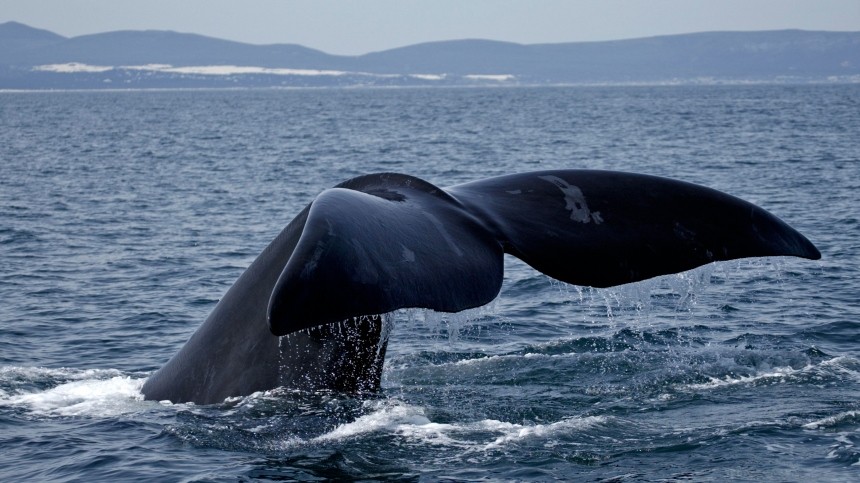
[1,85,858,481]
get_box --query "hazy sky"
[3,0,859,55]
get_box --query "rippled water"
[1,85,858,481]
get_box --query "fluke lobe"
[141,170,820,404]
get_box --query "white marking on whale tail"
[539,175,603,224]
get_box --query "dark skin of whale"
[141,170,820,405]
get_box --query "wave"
[312,398,606,451]
[682,366,803,390]
[677,355,860,393]
[1,365,606,453]
[0,366,147,417]
[803,410,860,430]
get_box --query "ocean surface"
[1,85,858,481]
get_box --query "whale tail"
[268,170,819,336]
[144,170,820,404]
[448,170,820,288]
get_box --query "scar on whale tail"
[141,170,820,405]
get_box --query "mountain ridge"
[2,21,858,89]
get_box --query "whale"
[141,170,820,404]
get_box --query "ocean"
[1,85,858,481]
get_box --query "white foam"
[478,416,606,450]
[819,356,860,381]
[803,410,860,430]
[454,354,506,366]
[313,400,439,442]
[313,399,605,450]
[0,366,146,417]
[0,365,127,381]
[683,356,860,392]
[684,366,802,390]
[452,351,557,367]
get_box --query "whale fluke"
[267,170,819,336]
[142,170,819,404]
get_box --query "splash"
[312,398,606,451]
[397,303,498,342]
[479,416,607,450]
[0,366,146,417]
[313,400,450,443]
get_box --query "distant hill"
[0,21,66,55]
[1,21,858,89]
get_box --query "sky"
[3,0,859,56]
